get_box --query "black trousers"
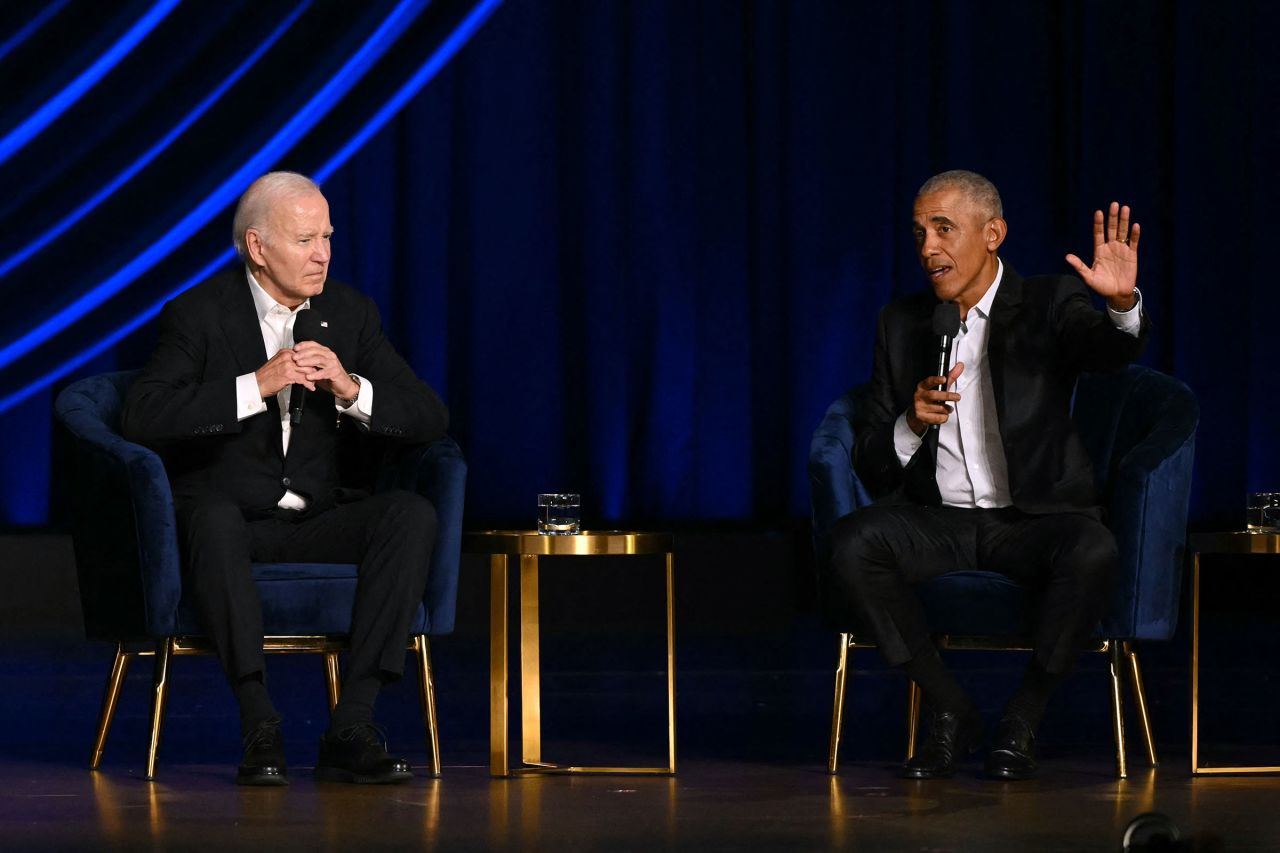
[176,489,437,688]
[828,504,1116,674]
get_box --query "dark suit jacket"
[852,266,1150,515]
[122,270,449,517]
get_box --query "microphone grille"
[932,302,961,337]
[292,307,325,343]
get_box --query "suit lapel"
[218,272,269,375]
[986,265,1023,426]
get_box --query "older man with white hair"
[124,171,448,785]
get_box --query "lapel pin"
[320,321,329,328]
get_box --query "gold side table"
[463,530,676,777]
[1190,531,1280,775]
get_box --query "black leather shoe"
[237,718,287,786]
[985,715,1038,780]
[900,709,983,779]
[315,723,413,784]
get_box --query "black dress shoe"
[900,709,983,779]
[315,722,413,784]
[985,715,1038,780]
[237,717,288,786]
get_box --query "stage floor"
[1,755,1273,851]
[4,531,1278,850]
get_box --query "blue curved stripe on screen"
[0,0,73,64]
[0,0,502,416]
[0,1,312,280]
[316,0,503,181]
[0,0,182,166]
[0,0,428,373]
[0,249,236,414]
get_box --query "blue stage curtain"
[0,0,1273,526]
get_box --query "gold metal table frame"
[464,530,676,777]
[1190,531,1280,775]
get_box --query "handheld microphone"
[288,307,325,426]
[931,302,961,431]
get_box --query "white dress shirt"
[892,259,1144,508]
[233,270,374,509]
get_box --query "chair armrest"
[377,437,467,635]
[1102,431,1197,641]
[808,393,872,573]
[55,391,183,640]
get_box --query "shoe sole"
[236,771,289,786]
[314,766,413,784]
[899,768,956,780]
[984,765,1037,781]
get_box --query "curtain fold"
[0,0,1270,527]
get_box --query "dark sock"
[329,673,383,732]
[903,646,973,717]
[235,672,279,734]
[1004,658,1065,729]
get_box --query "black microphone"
[288,307,325,425]
[931,302,961,431]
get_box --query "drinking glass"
[537,493,581,535]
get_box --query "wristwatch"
[336,373,361,408]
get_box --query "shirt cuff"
[235,373,267,421]
[893,412,924,468]
[335,373,372,425]
[1107,287,1143,338]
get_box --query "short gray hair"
[232,171,323,260]
[917,170,1003,221]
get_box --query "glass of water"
[1246,492,1279,532]
[537,493,581,535]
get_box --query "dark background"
[1,0,1276,529]
[0,0,1276,766]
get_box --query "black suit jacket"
[852,267,1150,515]
[122,270,449,517]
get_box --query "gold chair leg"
[828,634,851,774]
[415,635,442,777]
[1124,642,1158,767]
[324,651,341,712]
[1108,641,1128,779]
[145,638,174,781]
[90,644,133,770]
[906,679,922,761]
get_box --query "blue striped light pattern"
[0,0,182,166]
[0,0,428,373]
[0,0,503,415]
[0,1,313,279]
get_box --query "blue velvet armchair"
[54,370,467,779]
[810,364,1198,777]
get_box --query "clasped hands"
[255,341,359,401]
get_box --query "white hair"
[232,171,323,259]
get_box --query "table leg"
[520,554,542,766]
[490,554,509,777]
[666,551,677,773]
[1190,551,1201,774]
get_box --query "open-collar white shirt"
[892,259,1143,508]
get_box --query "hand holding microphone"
[286,308,326,425]
[905,302,964,436]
